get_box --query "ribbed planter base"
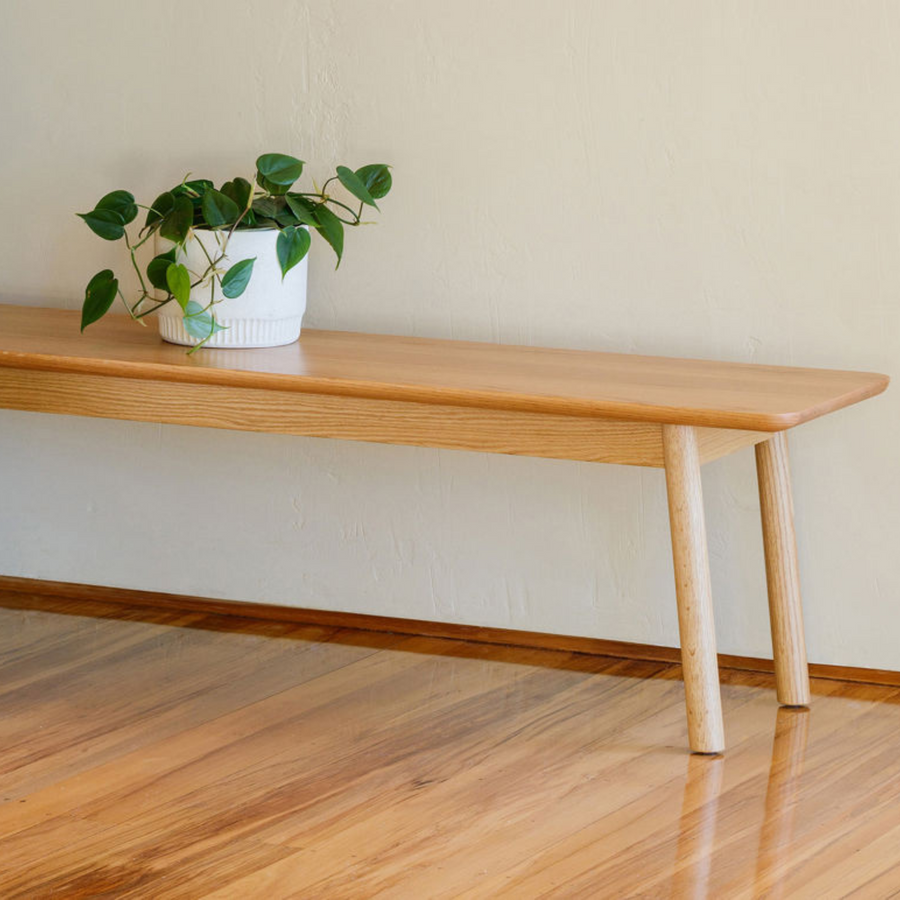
[158,314,303,349]
[156,228,308,349]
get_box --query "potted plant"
[77,153,392,351]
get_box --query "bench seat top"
[0,304,888,431]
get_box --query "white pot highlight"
[155,228,308,348]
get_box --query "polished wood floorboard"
[1,592,900,898]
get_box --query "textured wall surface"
[0,0,897,667]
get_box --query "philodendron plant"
[77,153,392,350]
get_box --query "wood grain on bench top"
[0,304,888,431]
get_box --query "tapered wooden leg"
[663,424,725,755]
[756,432,810,706]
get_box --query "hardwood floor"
[1,591,900,898]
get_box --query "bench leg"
[663,424,725,754]
[755,432,810,706]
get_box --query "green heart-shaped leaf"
[146,249,177,291]
[81,269,119,331]
[256,153,304,188]
[252,196,282,220]
[336,166,378,209]
[275,207,300,228]
[276,227,311,280]
[354,164,392,199]
[256,173,291,196]
[220,177,252,212]
[96,190,138,225]
[166,262,192,310]
[285,194,318,226]
[145,191,175,228]
[313,205,344,267]
[77,208,125,241]
[221,257,256,298]
[159,195,194,245]
[182,300,225,341]
[201,188,240,228]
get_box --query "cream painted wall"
[0,1,897,668]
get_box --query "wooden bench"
[0,304,888,753]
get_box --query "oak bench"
[0,304,889,753]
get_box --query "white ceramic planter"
[155,228,308,348]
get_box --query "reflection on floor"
[0,591,899,898]
[675,707,808,898]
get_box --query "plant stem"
[195,234,218,272]
[322,196,362,223]
[131,230,156,251]
[124,231,150,299]
[130,291,153,314]
[133,297,173,319]
[117,288,138,320]
[187,330,215,355]
[291,191,360,224]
